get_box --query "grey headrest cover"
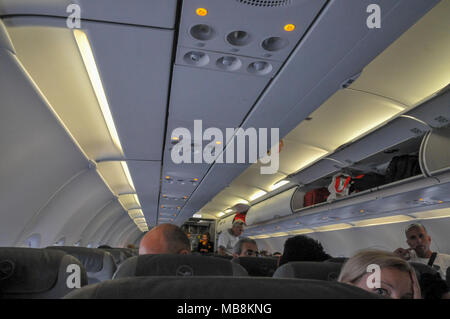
[273,261,342,281]
[114,254,248,278]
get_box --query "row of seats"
[0,247,441,298]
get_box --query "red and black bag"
[304,188,330,207]
[350,173,386,193]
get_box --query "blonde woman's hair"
[338,249,413,284]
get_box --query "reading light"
[284,24,295,32]
[225,209,233,213]
[218,212,225,217]
[193,213,202,218]
[73,30,122,153]
[196,8,208,16]
[249,190,267,201]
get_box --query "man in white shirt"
[217,220,244,256]
[394,223,450,280]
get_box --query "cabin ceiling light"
[249,190,267,201]
[411,208,450,220]
[352,215,414,228]
[193,213,202,218]
[225,209,233,213]
[314,223,353,232]
[73,30,122,153]
[120,161,136,191]
[287,228,315,235]
[270,180,290,191]
[217,212,225,217]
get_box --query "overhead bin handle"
[399,115,434,130]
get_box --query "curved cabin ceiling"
[0,0,448,247]
[200,0,450,221]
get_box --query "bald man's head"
[139,224,191,255]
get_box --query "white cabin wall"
[253,217,450,257]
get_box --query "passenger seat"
[0,247,87,298]
[113,254,248,278]
[64,276,383,299]
[231,257,278,277]
[273,261,342,281]
[46,246,116,284]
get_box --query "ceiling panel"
[5,20,121,160]
[84,20,174,161]
[127,161,161,226]
[0,0,178,28]
[350,0,450,106]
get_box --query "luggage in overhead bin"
[327,173,352,202]
[304,188,330,207]
[385,155,422,184]
[350,173,385,193]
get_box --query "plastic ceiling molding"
[5,21,148,232]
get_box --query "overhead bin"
[246,187,298,226]
[216,214,236,234]
[290,87,449,187]
[420,126,450,177]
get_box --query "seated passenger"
[233,237,259,258]
[139,223,190,255]
[278,235,332,266]
[217,220,244,256]
[419,272,450,299]
[197,232,214,254]
[338,249,421,299]
[394,223,450,280]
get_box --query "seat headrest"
[325,257,348,264]
[231,257,278,277]
[0,247,88,298]
[114,254,248,278]
[64,276,383,299]
[46,246,116,284]
[99,248,135,264]
[273,261,342,281]
[409,262,438,280]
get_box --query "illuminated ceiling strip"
[249,190,267,201]
[351,215,414,227]
[73,29,123,153]
[314,223,353,232]
[121,161,136,191]
[270,180,290,191]
[73,30,147,229]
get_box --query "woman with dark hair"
[197,232,214,254]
